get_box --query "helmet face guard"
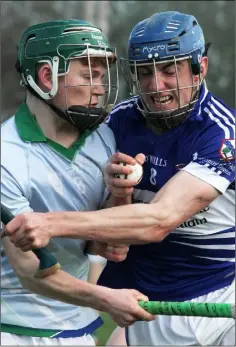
[61,44,119,128]
[121,11,207,129]
[121,54,203,129]
[16,20,119,132]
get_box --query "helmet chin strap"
[142,102,196,131]
[139,87,200,131]
[26,57,59,100]
[51,104,108,134]
[27,85,108,135]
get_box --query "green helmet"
[15,19,118,133]
[16,19,116,99]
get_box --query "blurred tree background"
[1,0,235,122]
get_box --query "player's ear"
[200,57,208,79]
[193,56,208,85]
[36,63,53,92]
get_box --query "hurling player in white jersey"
[1,20,155,346]
[4,12,235,346]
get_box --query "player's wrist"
[46,211,67,238]
[92,285,115,312]
[110,195,132,206]
[103,193,132,208]
[80,283,112,312]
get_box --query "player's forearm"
[85,195,133,254]
[2,238,113,312]
[21,269,114,312]
[47,203,164,244]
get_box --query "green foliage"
[108,1,235,107]
[1,1,235,117]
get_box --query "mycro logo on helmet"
[143,45,166,54]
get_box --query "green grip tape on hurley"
[139,301,234,318]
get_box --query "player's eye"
[83,75,91,80]
[163,66,177,76]
[138,68,153,77]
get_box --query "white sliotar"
[115,162,143,184]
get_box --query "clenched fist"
[104,152,145,198]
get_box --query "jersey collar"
[15,102,92,160]
[15,102,46,142]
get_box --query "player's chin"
[151,103,175,113]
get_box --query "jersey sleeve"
[105,108,121,150]
[182,127,235,194]
[96,124,116,209]
[1,165,33,217]
[105,97,138,151]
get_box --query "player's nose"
[149,71,166,92]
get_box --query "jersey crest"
[219,139,235,162]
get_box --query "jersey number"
[150,168,157,185]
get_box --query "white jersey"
[1,103,116,337]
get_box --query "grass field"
[88,263,118,345]
[93,312,117,345]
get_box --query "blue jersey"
[98,84,235,301]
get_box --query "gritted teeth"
[152,95,172,104]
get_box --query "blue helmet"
[121,11,208,129]
[128,11,205,74]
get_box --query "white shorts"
[88,254,107,264]
[1,332,96,346]
[127,281,235,346]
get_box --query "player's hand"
[104,152,145,198]
[91,241,129,262]
[103,288,155,327]
[2,212,52,251]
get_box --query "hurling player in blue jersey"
[4,11,235,346]
[100,11,235,346]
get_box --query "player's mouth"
[87,102,99,108]
[150,95,174,110]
